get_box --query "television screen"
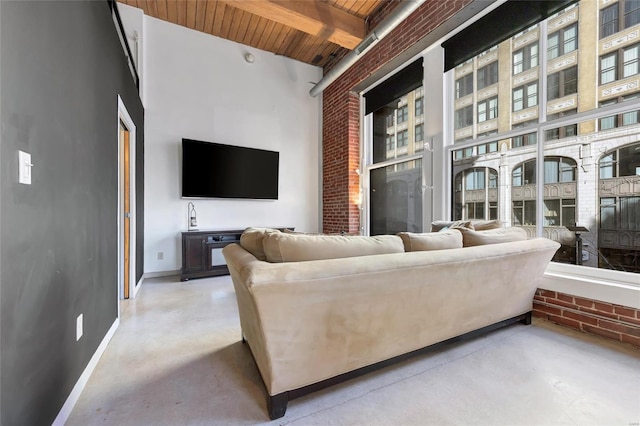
[182,139,279,199]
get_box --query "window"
[477,61,498,89]
[513,200,537,226]
[397,129,409,147]
[466,169,486,190]
[477,141,498,154]
[600,44,640,84]
[398,105,409,123]
[626,0,640,28]
[386,134,395,151]
[601,1,640,38]
[599,94,640,129]
[548,24,578,60]
[543,199,575,226]
[478,97,498,122]
[512,132,537,147]
[548,66,577,100]
[513,43,538,74]
[513,82,538,111]
[455,105,474,129]
[453,168,498,221]
[415,97,424,116]
[624,44,639,78]
[455,74,473,98]
[386,114,394,128]
[415,124,424,143]
[544,157,576,183]
[601,3,619,38]
[546,110,577,140]
[513,161,537,186]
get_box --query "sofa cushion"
[471,220,502,231]
[456,226,528,247]
[398,230,463,252]
[240,227,281,261]
[262,233,404,263]
[431,220,473,232]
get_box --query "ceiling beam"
[221,0,365,49]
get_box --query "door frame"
[117,95,139,301]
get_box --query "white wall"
[141,15,322,273]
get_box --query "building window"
[415,97,423,116]
[465,169,486,190]
[397,105,409,123]
[415,124,424,143]
[546,110,577,140]
[618,142,640,176]
[478,97,498,122]
[512,132,537,147]
[600,44,640,84]
[513,200,537,226]
[543,198,576,226]
[455,74,473,98]
[513,82,538,111]
[397,129,409,147]
[548,24,578,60]
[386,114,394,128]
[600,94,640,129]
[601,1,640,39]
[512,161,537,186]
[386,134,395,151]
[477,141,498,154]
[455,105,473,129]
[624,44,639,78]
[626,0,640,28]
[601,3,619,38]
[548,66,577,100]
[513,43,539,74]
[544,157,576,183]
[477,61,498,89]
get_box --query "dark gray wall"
[0,1,144,424]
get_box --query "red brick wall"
[321,0,473,233]
[533,289,640,347]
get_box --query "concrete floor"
[67,275,640,426]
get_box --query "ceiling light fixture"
[244,53,255,63]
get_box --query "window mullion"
[537,19,549,237]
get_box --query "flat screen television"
[182,138,279,200]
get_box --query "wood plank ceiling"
[117,0,387,68]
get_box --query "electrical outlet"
[157,252,164,260]
[76,314,83,341]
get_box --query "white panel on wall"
[141,15,322,273]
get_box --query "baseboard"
[52,317,120,425]
[144,270,180,279]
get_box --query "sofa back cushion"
[470,220,502,231]
[397,230,463,252]
[240,227,282,261]
[430,220,473,232]
[457,226,528,247]
[262,233,404,263]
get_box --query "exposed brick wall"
[533,289,640,347]
[321,0,473,233]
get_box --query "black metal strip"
[107,0,140,89]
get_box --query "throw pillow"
[262,233,405,263]
[457,227,528,247]
[240,227,281,260]
[398,230,463,252]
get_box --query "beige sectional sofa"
[222,227,559,419]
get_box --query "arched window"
[512,157,577,227]
[454,167,498,220]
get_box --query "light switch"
[18,151,33,185]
